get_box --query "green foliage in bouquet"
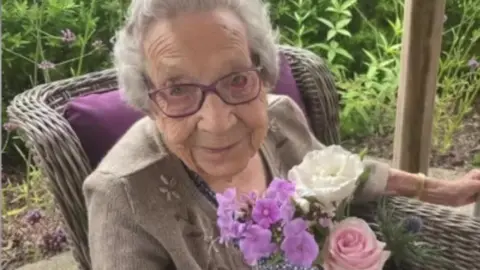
[375,199,445,269]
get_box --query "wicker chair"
[7,45,480,270]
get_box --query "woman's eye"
[169,87,186,96]
[230,75,248,87]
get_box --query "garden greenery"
[2,0,480,207]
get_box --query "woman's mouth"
[201,141,240,154]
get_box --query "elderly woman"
[83,0,480,269]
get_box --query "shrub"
[269,0,402,137]
[269,0,480,143]
[2,0,128,169]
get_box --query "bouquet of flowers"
[216,145,432,270]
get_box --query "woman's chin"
[191,139,255,179]
[197,160,249,179]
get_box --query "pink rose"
[324,217,391,270]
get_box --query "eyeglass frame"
[147,66,264,118]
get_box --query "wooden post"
[392,0,446,174]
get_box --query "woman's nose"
[197,93,237,133]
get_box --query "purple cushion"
[64,53,306,168]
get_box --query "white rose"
[287,145,364,211]
[294,196,311,214]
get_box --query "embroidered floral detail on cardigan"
[158,175,180,201]
[204,234,220,254]
[268,118,279,133]
[174,206,225,268]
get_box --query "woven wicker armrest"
[6,69,118,270]
[280,45,341,146]
[352,196,480,270]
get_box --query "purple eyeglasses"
[148,66,263,118]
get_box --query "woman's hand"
[438,169,480,206]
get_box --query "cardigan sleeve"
[83,171,172,270]
[271,95,390,202]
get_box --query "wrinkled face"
[143,10,269,179]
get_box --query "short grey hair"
[114,0,279,112]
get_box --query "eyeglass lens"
[152,69,260,117]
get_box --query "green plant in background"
[2,123,53,217]
[269,0,354,73]
[336,1,403,137]
[1,129,59,267]
[269,0,404,138]
[269,0,480,142]
[309,0,356,74]
[1,141,53,219]
[2,0,128,168]
[2,1,128,264]
[432,1,480,153]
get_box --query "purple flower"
[25,209,42,225]
[38,60,55,70]
[41,228,68,252]
[53,228,67,243]
[403,216,423,234]
[239,191,258,205]
[265,178,296,202]
[252,198,281,228]
[281,230,319,267]
[468,58,479,70]
[216,188,237,214]
[279,200,295,223]
[283,218,308,237]
[239,224,276,265]
[217,213,246,243]
[281,218,319,267]
[61,29,76,43]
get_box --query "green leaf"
[379,59,395,68]
[325,7,337,13]
[317,18,334,29]
[306,43,330,51]
[326,29,336,41]
[336,48,353,61]
[340,10,352,17]
[337,29,352,37]
[341,0,357,9]
[327,50,336,62]
[5,206,27,217]
[336,19,351,29]
[355,167,371,195]
[300,10,313,23]
[376,198,446,268]
[358,147,369,161]
[363,49,378,63]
